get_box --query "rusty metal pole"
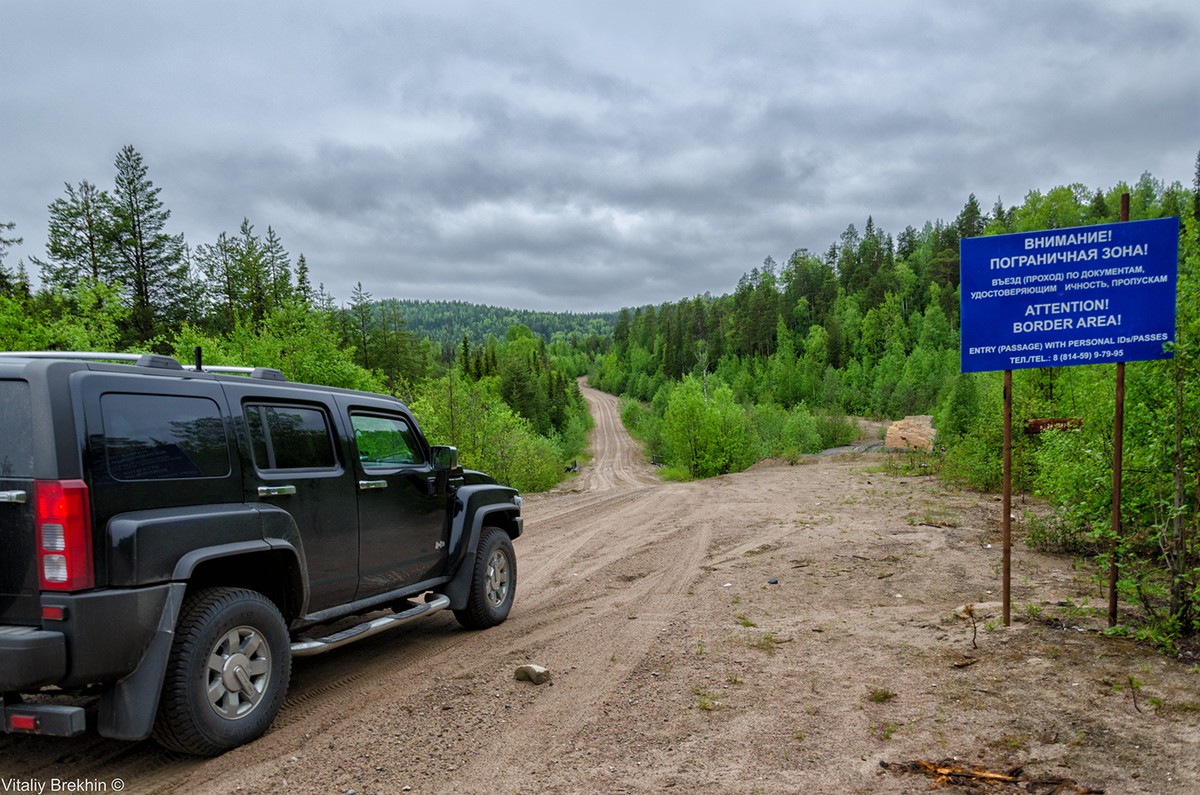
[1109,363,1124,627]
[1108,193,1130,628]
[1003,369,1012,627]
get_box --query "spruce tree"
[955,193,986,239]
[108,145,192,344]
[37,180,115,292]
[0,221,20,270]
[195,231,241,333]
[0,221,24,296]
[237,218,268,326]
[460,334,472,376]
[348,281,374,370]
[295,254,313,306]
[1193,149,1200,227]
[262,226,292,310]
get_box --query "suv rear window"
[101,393,231,480]
[0,380,34,477]
[245,404,337,470]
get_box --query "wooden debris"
[880,759,1104,793]
[881,759,1020,785]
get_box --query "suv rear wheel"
[154,587,292,755]
[454,527,516,629]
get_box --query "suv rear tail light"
[35,480,94,592]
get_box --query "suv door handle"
[257,485,297,497]
[358,480,388,491]
[0,490,27,503]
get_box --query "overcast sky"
[2,1,1197,313]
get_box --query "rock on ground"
[886,415,935,450]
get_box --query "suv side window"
[101,393,230,481]
[0,380,34,478]
[245,404,337,471]
[351,414,423,468]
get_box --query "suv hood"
[461,469,498,486]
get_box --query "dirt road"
[3,385,1198,793]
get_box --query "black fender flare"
[443,496,521,611]
[107,502,309,616]
[107,504,304,585]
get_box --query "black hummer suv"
[0,351,521,755]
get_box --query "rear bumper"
[1,584,182,740]
[0,625,66,690]
[0,584,174,692]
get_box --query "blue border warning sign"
[960,218,1179,373]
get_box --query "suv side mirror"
[431,445,459,472]
[428,446,460,497]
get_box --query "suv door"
[225,385,359,609]
[346,409,449,597]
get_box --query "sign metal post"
[1109,193,1131,627]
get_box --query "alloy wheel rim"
[206,625,271,721]
[485,549,511,607]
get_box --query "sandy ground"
[3,384,1199,794]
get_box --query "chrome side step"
[290,594,451,657]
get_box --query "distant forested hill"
[392,299,617,344]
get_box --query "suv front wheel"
[454,527,516,629]
[154,587,292,756]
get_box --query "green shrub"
[781,406,822,457]
[814,408,858,449]
[748,403,788,458]
[660,376,754,478]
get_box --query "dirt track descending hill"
[3,384,1197,793]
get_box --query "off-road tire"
[153,587,291,756]
[453,527,516,629]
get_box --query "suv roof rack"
[0,351,288,381]
[0,351,182,369]
[182,364,289,381]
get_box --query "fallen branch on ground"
[879,759,1104,793]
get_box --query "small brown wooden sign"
[1024,417,1084,435]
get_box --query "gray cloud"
[1,1,1196,313]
